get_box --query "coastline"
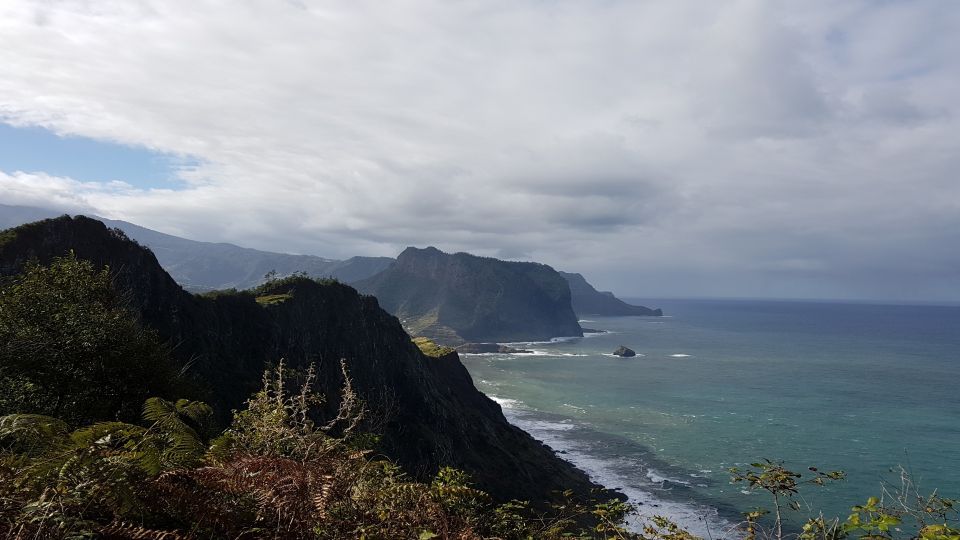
[463,303,960,539]
[487,393,740,539]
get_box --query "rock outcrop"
[612,346,637,357]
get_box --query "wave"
[503,335,582,346]
[474,349,589,358]
[488,395,523,409]
[561,403,587,414]
[459,350,587,358]
[646,468,692,486]
[499,406,738,539]
[670,354,692,358]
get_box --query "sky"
[1,1,958,301]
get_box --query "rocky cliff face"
[0,217,599,503]
[355,247,584,345]
[559,271,663,317]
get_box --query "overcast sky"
[1,0,958,301]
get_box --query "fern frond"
[206,432,234,465]
[71,421,146,448]
[0,413,71,455]
[142,398,207,467]
[132,437,164,476]
[173,399,214,428]
[98,520,187,539]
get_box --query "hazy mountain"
[0,204,59,229]
[355,246,583,345]
[0,215,600,502]
[0,204,392,290]
[559,271,663,317]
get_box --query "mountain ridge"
[1,205,655,319]
[0,215,601,503]
[0,204,393,290]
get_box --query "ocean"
[459,299,960,538]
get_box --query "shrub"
[0,252,178,425]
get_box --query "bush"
[0,252,178,425]
[0,361,644,539]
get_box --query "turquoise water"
[460,299,960,538]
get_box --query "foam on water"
[504,335,583,346]
[497,404,738,538]
[561,403,587,414]
[489,396,523,409]
[646,469,692,486]
[491,349,591,357]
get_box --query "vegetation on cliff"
[413,336,457,358]
[0,216,602,504]
[0,252,180,425]
[0,362,639,539]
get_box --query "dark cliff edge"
[355,246,583,345]
[0,216,602,503]
[560,271,663,317]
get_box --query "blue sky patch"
[0,123,193,189]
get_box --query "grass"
[255,293,294,306]
[401,309,465,345]
[412,337,456,358]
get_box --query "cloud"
[1,0,958,300]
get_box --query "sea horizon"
[626,296,960,308]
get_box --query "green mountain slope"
[355,246,583,345]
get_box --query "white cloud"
[1,0,958,300]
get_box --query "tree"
[0,252,178,425]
